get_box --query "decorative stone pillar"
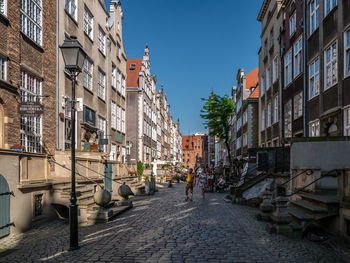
[270,196,292,235]
[259,190,274,221]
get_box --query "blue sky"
[105,0,262,135]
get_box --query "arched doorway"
[0,174,10,238]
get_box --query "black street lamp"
[60,35,87,251]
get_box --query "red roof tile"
[249,86,259,98]
[245,68,259,90]
[126,59,143,87]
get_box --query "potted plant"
[137,161,144,182]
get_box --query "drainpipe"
[56,0,60,150]
[107,38,111,155]
[279,31,285,146]
[303,0,308,137]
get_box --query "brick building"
[0,0,56,153]
[182,133,208,170]
[126,45,157,163]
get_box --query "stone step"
[78,199,95,208]
[60,188,93,197]
[288,207,313,221]
[289,200,328,214]
[77,193,95,202]
[300,193,338,206]
[53,184,87,191]
[87,206,131,224]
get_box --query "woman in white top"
[198,172,208,200]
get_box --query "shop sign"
[18,102,44,116]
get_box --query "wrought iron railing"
[284,169,338,197]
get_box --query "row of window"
[284,104,350,137]
[261,97,279,131]
[111,65,126,97]
[309,0,338,35]
[282,29,350,100]
[260,56,279,96]
[111,101,125,134]
[82,59,126,101]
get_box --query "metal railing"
[285,169,338,197]
[278,169,313,187]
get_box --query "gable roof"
[249,86,260,98]
[245,68,259,90]
[126,59,142,87]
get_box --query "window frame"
[84,7,93,40]
[19,70,43,153]
[111,101,117,130]
[261,107,265,131]
[344,106,350,136]
[83,57,93,91]
[309,119,320,137]
[121,108,125,134]
[293,92,303,120]
[20,0,42,46]
[97,68,105,100]
[324,0,337,17]
[289,12,296,36]
[98,26,106,55]
[284,100,292,137]
[0,55,7,81]
[260,75,265,96]
[266,67,271,90]
[83,105,96,127]
[309,0,319,34]
[284,49,292,86]
[324,41,338,90]
[111,65,116,89]
[0,0,7,16]
[65,0,77,21]
[117,105,121,132]
[293,37,303,78]
[273,96,279,123]
[272,56,278,83]
[309,58,320,99]
[344,29,350,79]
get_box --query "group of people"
[184,168,226,201]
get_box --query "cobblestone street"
[0,183,349,263]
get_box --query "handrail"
[285,169,338,197]
[278,169,313,187]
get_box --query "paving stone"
[0,184,349,262]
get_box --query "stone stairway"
[113,176,145,196]
[52,181,101,223]
[288,192,339,232]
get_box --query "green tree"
[201,92,235,176]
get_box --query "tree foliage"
[200,92,235,142]
[201,92,235,174]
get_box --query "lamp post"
[60,35,87,250]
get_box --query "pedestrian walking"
[207,172,214,192]
[198,171,208,200]
[185,168,195,201]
